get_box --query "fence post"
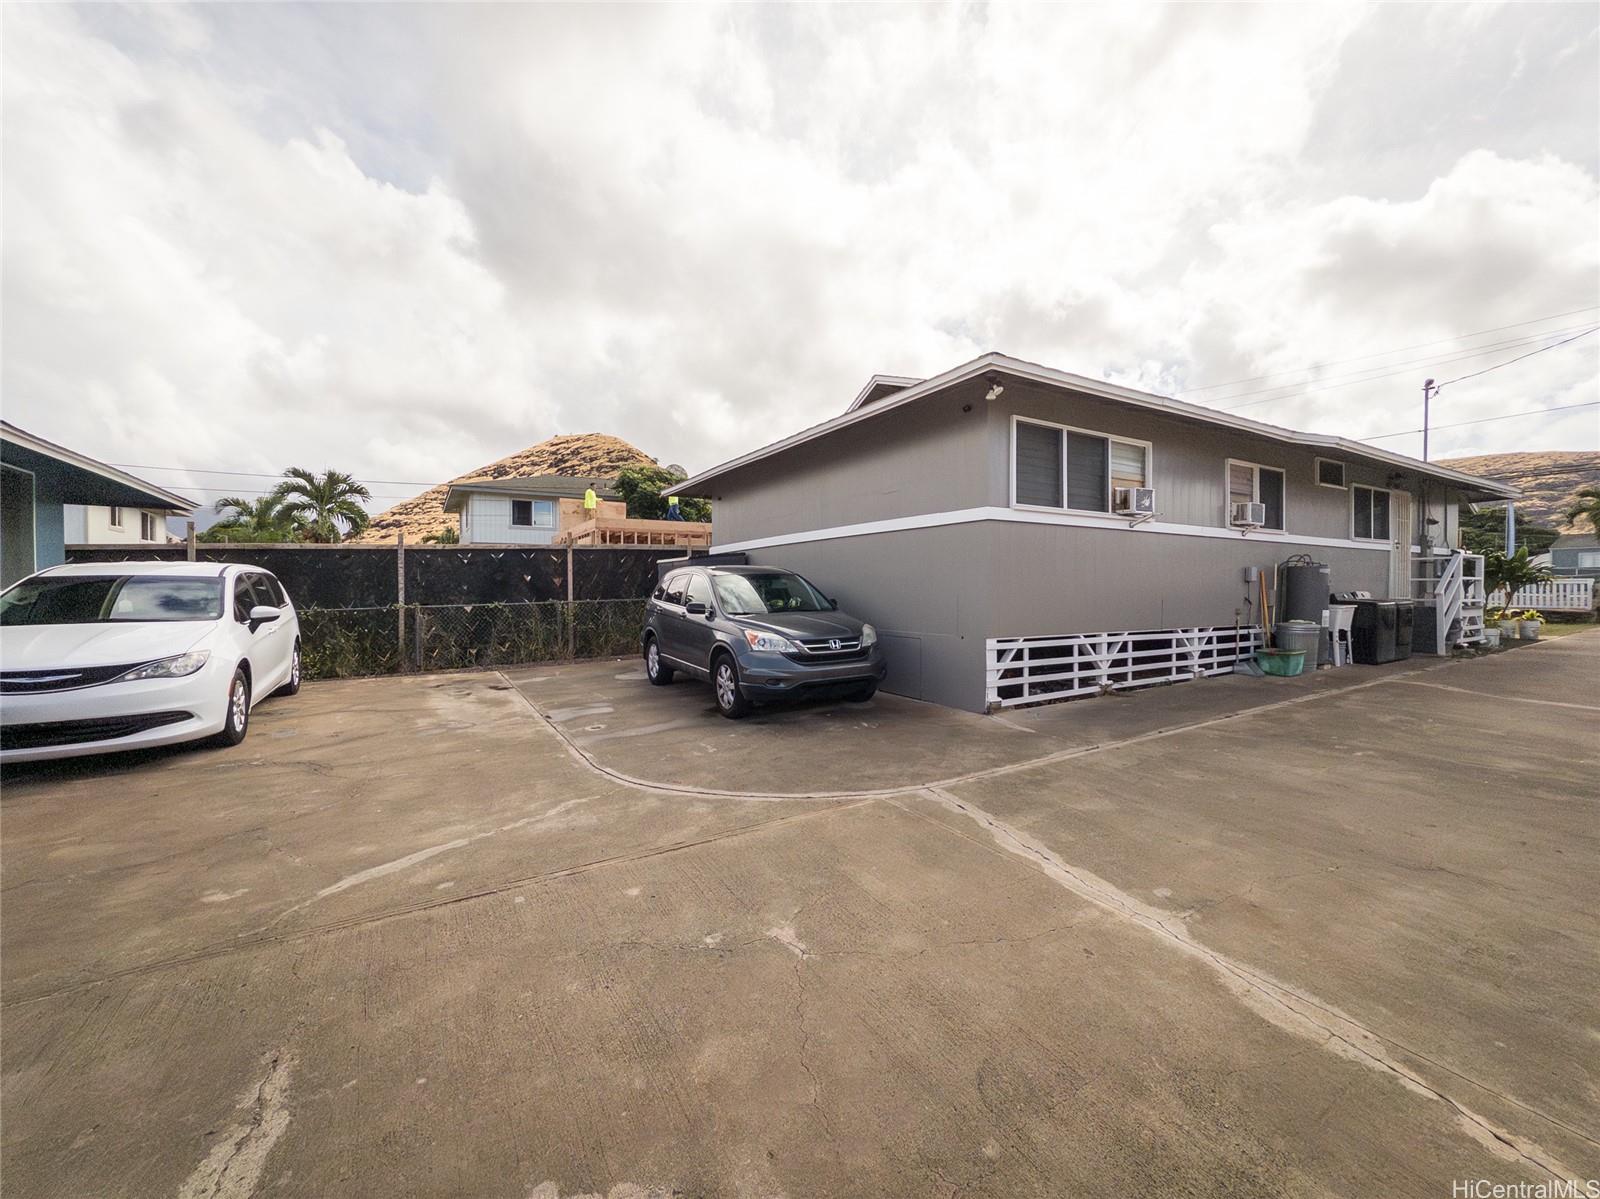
[414,605,425,671]
[396,533,407,667]
[186,521,196,562]
[566,545,576,660]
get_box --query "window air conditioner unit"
[1114,486,1155,515]
[1232,501,1267,527]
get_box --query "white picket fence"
[986,624,1264,708]
[1487,578,1595,613]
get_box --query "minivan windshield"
[712,571,830,615]
[0,576,225,625]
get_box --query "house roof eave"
[676,352,1521,502]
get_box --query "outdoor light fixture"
[984,373,1004,401]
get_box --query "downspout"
[1505,501,1517,555]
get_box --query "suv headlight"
[743,629,797,653]
[861,624,878,647]
[120,651,210,681]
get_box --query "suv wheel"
[712,654,751,720]
[644,636,674,685]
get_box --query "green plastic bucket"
[1256,649,1306,677]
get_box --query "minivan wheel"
[644,637,674,685]
[712,655,751,719]
[276,641,302,696]
[214,667,251,747]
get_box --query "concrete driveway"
[3,634,1596,1197]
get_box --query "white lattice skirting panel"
[986,625,1265,709]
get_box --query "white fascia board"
[844,374,924,414]
[0,421,198,512]
[677,352,1520,501]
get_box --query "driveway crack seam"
[900,788,1594,1180]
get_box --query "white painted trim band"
[713,506,1394,555]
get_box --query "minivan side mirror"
[248,604,282,626]
[685,601,708,616]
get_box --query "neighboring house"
[67,504,174,545]
[676,352,1518,713]
[1549,532,1600,578]
[442,475,624,546]
[1,421,195,590]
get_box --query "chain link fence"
[297,599,647,680]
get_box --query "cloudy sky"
[4,3,1597,517]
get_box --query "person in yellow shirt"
[582,486,597,521]
[664,494,684,522]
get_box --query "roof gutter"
[677,352,1520,501]
[0,420,198,512]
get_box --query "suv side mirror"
[685,601,708,616]
[828,597,839,610]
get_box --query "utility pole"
[1421,378,1437,462]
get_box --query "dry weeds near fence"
[297,598,647,679]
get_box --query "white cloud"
[2,2,1595,515]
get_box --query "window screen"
[532,500,555,528]
[1110,441,1147,489]
[1066,433,1109,511]
[1015,421,1062,507]
[1317,459,1346,488]
[1353,486,1390,540]
[1258,468,1285,530]
[511,500,533,527]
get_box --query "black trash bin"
[1335,592,1400,664]
[1392,600,1415,661]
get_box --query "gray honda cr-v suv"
[640,565,888,719]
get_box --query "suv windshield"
[712,571,829,615]
[0,576,225,625]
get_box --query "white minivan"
[0,562,302,763]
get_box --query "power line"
[1177,304,1600,395]
[1432,327,1600,391]
[1361,400,1600,443]
[1211,324,1599,411]
[112,463,437,488]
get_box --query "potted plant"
[1518,609,1543,641]
[1484,546,1553,625]
[1489,606,1519,639]
[1481,615,1501,648]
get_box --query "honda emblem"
[828,639,841,650]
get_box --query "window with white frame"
[1315,458,1347,488]
[1575,550,1600,569]
[510,499,556,529]
[1352,485,1391,541]
[108,506,123,529]
[140,512,158,540]
[1012,417,1150,514]
[1226,460,1285,530]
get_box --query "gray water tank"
[1280,560,1331,624]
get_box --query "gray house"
[677,353,1517,712]
[1549,532,1600,578]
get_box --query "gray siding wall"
[988,385,1460,547]
[745,524,991,712]
[706,379,992,545]
[980,523,1388,640]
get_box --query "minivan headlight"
[743,629,797,654]
[861,624,878,647]
[120,651,210,681]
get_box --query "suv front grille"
[787,637,866,662]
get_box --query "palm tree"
[271,468,372,543]
[203,494,295,543]
[1564,486,1600,534]
[1485,545,1553,611]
